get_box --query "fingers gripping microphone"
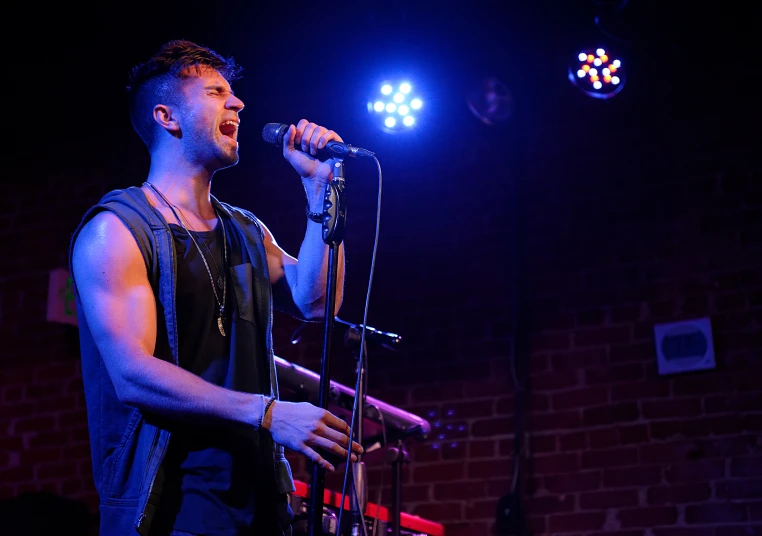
[262,122,375,159]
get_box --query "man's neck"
[142,174,219,230]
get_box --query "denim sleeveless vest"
[68,186,294,535]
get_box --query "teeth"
[221,120,239,128]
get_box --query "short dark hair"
[126,39,244,150]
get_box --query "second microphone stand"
[345,327,369,536]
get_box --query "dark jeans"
[159,499,293,536]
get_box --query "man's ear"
[153,104,180,133]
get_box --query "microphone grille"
[262,123,288,146]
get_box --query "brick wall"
[1,59,761,536]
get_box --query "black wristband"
[306,206,323,223]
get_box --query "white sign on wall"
[653,316,715,375]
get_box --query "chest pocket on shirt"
[231,263,257,325]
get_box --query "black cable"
[337,155,383,536]
[369,404,388,536]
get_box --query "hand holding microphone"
[262,121,375,161]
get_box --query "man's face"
[176,66,245,171]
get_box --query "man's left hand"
[282,119,343,185]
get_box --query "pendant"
[217,275,224,289]
[218,315,226,337]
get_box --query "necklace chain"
[144,181,228,336]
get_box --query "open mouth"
[220,120,239,140]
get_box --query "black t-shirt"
[151,221,278,536]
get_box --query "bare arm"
[263,211,345,321]
[72,211,265,426]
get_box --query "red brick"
[710,414,745,435]
[551,387,608,410]
[715,479,762,500]
[588,428,619,449]
[619,424,649,444]
[583,402,640,426]
[442,442,467,460]
[672,373,735,396]
[441,400,494,420]
[708,527,762,536]
[439,521,490,536]
[531,410,583,432]
[611,380,671,401]
[530,353,550,374]
[579,489,639,509]
[609,342,654,363]
[544,471,602,493]
[414,462,465,483]
[533,452,579,475]
[528,435,555,456]
[463,498,499,520]
[612,304,642,323]
[525,514,546,534]
[530,331,572,352]
[530,353,551,374]
[731,454,762,477]
[529,392,550,412]
[468,440,495,458]
[575,308,607,326]
[642,398,703,419]
[685,502,748,523]
[650,418,711,440]
[462,380,508,399]
[412,383,465,403]
[12,416,57,434]
[581,446,638,469]
[550,347,608,370]
[36,461,78,480]
[574,326,632,346]
[618,506,678,527]
[411,501,463,522]
[433,481,486,501]
[528,493,575,515]
[559,431,588,451]
[647,483,712,504]
[466,459,511,480]
[664,459,725,482]
[471,418,512,437]
[604,465,663,487]
[639,441,703,463]
[704,392,762,413]
[548,512,605,533]
[493,396,514,415]
[586,364,644,385]
[652,529,713,536]
[19,447,63,465]
[486,479,512,496]
[532,370,581,391]
[2,386,24,402]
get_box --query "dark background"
[1,1,761,535]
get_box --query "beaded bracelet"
[259,396,277,429]
[306,206,323,223]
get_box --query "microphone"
[344,324,402,351]
[262,122,375,159]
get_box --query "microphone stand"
[387,439,409,536]
[308,158,347,536]
[346,328,368,536]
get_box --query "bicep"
[71,212,158,388]
[259,220,300,312]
